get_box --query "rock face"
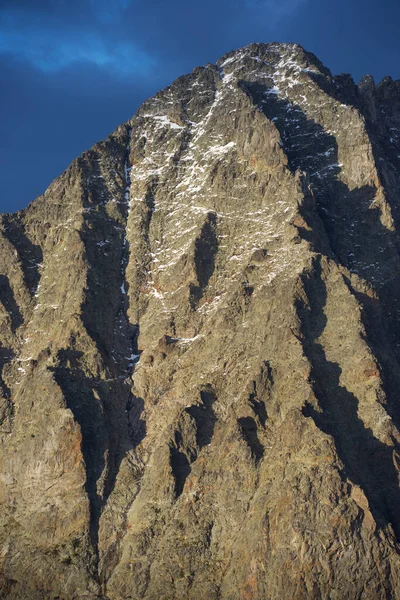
[2,42,400,599]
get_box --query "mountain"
[2,41,400,599]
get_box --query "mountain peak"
[2,43,400,600]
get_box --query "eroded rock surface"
[2,42,400,599]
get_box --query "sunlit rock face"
[2,42,400,599]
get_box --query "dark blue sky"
[1,0,399,213]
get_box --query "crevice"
[79,153,129,362]
[126,394,146,449]
[170,385,217,498]
[169,434,192,499]
[117,125,142,375]
[189,212,219,308]
[125,182,156,322]
[238,417,264,463]
[79,126,141,377]
[0,275,24,332]
[142,187,155,239]
[185,384,217,448]
[248,361,272,428]
[0,345,13,433]
[0,345,13,400]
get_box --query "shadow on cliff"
[297,258,400,539]
[55,140,149,573]
[241,79,400,440]
[79,152,131,361]
[0,275,24,332]
[239,80,400,538]
[189,212,219,309]
[0,275,22,402]
[0,345,13,401]
[170,385,217,498]
[51,347,145,550]
[2,215,43,296]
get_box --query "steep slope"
[2,42,400,599]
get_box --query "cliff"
[2,42,400,599]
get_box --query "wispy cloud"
[245,0,308,21]
[0,1,154,75]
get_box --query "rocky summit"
[1,41,400,599]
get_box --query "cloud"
[0,52,156,212]
[0,1,154,75]
[245,0,308,20]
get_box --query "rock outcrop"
[2,42,400,599]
